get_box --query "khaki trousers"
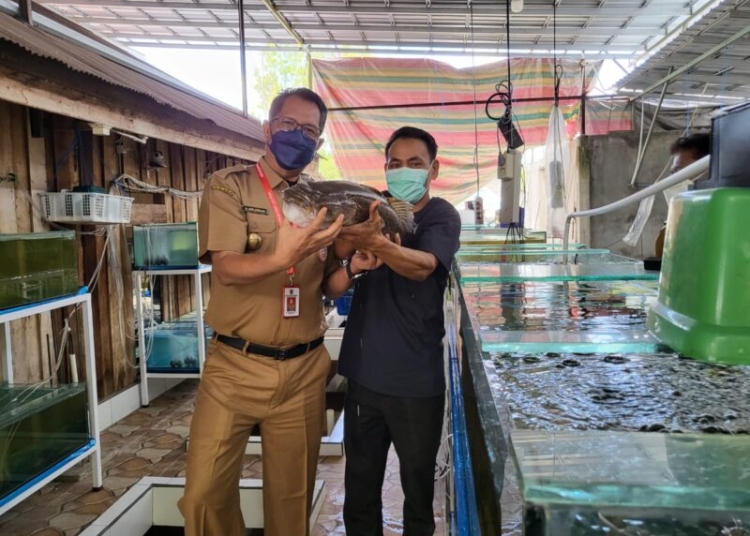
[178,339,330,536]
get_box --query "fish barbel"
[281,180,416,237]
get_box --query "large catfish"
[281,180,416,237]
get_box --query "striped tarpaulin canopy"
[314,57,630,204]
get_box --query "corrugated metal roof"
[617,0,750,103]
[11,0,747,107]
[37,0,706,57]
[0,7,264,142]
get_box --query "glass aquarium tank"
[459,226,547,245]
[144,312,212,373]
[514,430,750,536]
[454,247,750,536]
[133,223,199,269]
[462,279,663,353]
[0,383,90,502]
[457,256,658,284]
[0,231,79,310]
[457,248,614,264]
[489,350,750,433]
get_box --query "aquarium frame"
[133,265,212,406]
[0,291,102,516]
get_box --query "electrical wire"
[483,0,518,155]
[484,81,514,122]
[113,173,203,200]
[434,432,453,482]
[17,180,141,374]
[553,0,561,106]
[505,0,511,94]
[106,219,142,370]
[9,225,113,403]
[469,0,481,199]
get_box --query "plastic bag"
[545,107,569,238]
[622,195,655,247]
[663,182,689,205]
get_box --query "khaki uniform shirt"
[199,158,337,347]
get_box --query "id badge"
[283,286,300,318]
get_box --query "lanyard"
[256,164,295,282]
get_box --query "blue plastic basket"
[335,290,354,316]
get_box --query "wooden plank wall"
[1,100,246,399]
[0,100,53,385]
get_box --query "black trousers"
[343,380,445,536]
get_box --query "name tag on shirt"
[243,205,269,215]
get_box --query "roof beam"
[256,0,305,45]
[632,0,725,64]
[125,40,631,58]
[75,16,668,38]
[0,64,264,161]
[617,89,747,104]
[36,0,696,17]
[633,72,750,86]
[629,20,750,100]
[113,34,637,54]
[641,57,750,73]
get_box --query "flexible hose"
[562,155,710,255]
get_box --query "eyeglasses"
[272,116,321,141]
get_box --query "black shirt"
[338,197,461,398]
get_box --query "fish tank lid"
[0,230,76,241]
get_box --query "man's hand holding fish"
[275,207,344,267]
[337,200,394,251]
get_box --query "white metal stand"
[133,266,211,407]
[0,292,103,516]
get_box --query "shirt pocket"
[244,213,277,254]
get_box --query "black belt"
[215,334,324,361]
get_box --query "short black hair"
[670,133,711,159]
[385,126,439,162]
[269,88,328,131]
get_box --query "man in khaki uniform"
[178,88,344,536]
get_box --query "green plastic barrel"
[648,188,750,365]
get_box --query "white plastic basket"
[38,191,133,224]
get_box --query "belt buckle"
[275,348,289,361]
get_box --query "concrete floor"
[0,381,447,536]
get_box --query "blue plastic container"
[335,290,354,316]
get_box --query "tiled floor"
[0,381,448,536]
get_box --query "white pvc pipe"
[629,74,671,187]
[111,128,148,144]
[563,155,710,252]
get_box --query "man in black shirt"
[333,127,461,536]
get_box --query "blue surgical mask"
[270,129,318,171]
[386,167,429,204]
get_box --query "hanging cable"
[113,174,203,200]
[483,2,524,152]
[470,1,480,199]
[505,0,512,98]
[553,1,563,107]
